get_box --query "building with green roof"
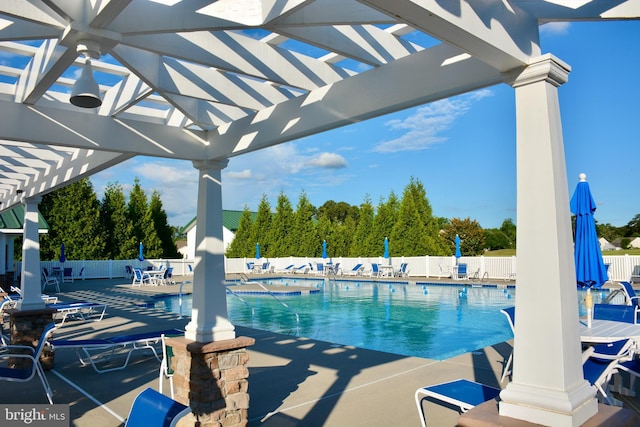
[180,210,256,259]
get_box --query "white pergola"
[1,1,638,425]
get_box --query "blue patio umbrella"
[138,242,144,262]
[455,234,461,263]
[570,173,608,289]
[322,240,327,259]
[383,237,389,259]
[60,243,66,263]
[255,242,261,260]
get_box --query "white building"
[182,210,255,260]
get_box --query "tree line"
[226,177,516,258]
[26,178,180,262]
[19,174,636,262]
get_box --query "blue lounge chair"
[395,262,409,277]
[293,264,309,274]
[617,282,640,319]
[630,266,640,284]
[415,379,501,427]
[50,328,183,373]
[125,387,190,427]
[593,303,636,324]
[345,263,364,276]
[582,339,633,405]
[278,264,295,273]
[0,322,56,404]
[48,301,107,326]
[370,263,380,277]
[316,263,325,276]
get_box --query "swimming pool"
[154,279,607,361]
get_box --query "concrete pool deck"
[2,276,639,426]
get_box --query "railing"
[13,254,640,283]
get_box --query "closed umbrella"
[322,240,327,259]
[255,243,261,260]
[570,173,608,289]
[383,237,389,259]
[138,242,144,262]
[455,234,461,263]
[60,243,66,264]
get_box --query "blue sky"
[92,20,640,230]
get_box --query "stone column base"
[6,308,56,370]
[166,335,255,427]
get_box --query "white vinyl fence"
[226,254,639,283]
[14,254,640,283]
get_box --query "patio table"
[580,319,640,345]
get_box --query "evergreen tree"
[149,191,180,258]
[391,190,427,256]
[100,182,135,260]
[316,215,333,257]
[333,215,356,256]
[126,177,161,259]
[251,195,272,257]
[268,192,294,256]
[127,178,148,252]
[369,193,399,256]
[405,177,448,255]
[292,190,318,256]
[38,192,57,260]
[44,179,106,260]
[142,203,163,258]
[227,206,254,257]
[351,196,374,257]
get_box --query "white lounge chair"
[159,334,176,398]
[48,301,107,326]
[42,270,60,293]
[51,328,183,373]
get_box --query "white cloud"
[305,152,347,169]
[373,89,492,153]
[92,157,198,227]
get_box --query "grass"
[485,248,640,257]
[485,249,516,256]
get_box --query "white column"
[17,196,46,310]
[184,159,235,342]
[7,235,15,279]
[499,54,597,426]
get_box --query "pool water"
[155,279,609,361]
